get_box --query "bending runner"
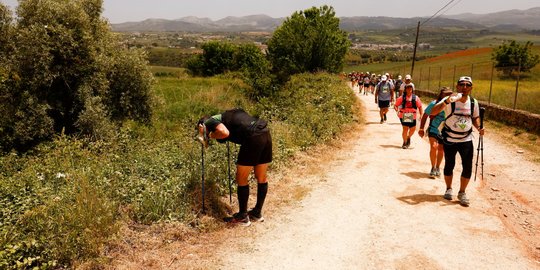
[197,108,272,226]
[418,87,453,177]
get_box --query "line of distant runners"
[348,72,485,207]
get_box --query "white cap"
[458,76,473,84]
[405,74,412,80]
[381,75,387,81]
[398,75,402,79]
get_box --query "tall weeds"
[0,71,358,269]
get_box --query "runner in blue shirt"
[418,87,453,178]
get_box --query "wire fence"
[387,61,539,114]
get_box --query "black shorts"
[378,100,390,108]
[237,132,272,166]
[428,132,444,144]
[363,83,370,87]
[400,119,416,127]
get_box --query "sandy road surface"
[215,88,539,269]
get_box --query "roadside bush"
[0,0,155,152]
[0,70,359,268]
[259,72,356,149]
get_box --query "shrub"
[0,0,155,151]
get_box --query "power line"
[420,0,462,26]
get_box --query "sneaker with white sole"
[224,212,251,227]
[444,188,453,200]
[248,209,265,222]
[458,192,470,206]
[429,168,436,178]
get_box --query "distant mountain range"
[111,7,540,32]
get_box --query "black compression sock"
[254,182,268,212]
[237,185,249,214]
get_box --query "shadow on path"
[380,144,402,149]
[401,171,435,180]
[397,193,455,206]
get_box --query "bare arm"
[430,98,448,116]
[208,123,230,139]
[472,116,485,136]
[418,113,428,137]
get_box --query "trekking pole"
[200,142,206,214]
[227,141,233,204]
[480,107,485,180]
[474,107,485,182]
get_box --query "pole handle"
[479,107,485,129]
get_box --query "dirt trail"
[213,87,540,269]
[108,85,539,270]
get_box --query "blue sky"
[2,0,539,23]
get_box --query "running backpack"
[401,94,417,110]
[442,96,476,140]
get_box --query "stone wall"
[414,89,540,135]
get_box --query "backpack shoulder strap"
[470,96,476,117]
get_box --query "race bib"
[382,85,389,93]
[402,112,414,123]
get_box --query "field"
[346,46,540,113]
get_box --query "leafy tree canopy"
[0,0,154,151]
[492,40,540,77]
[266,5,351,82]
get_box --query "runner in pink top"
[394,83,423,149]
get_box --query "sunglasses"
[459,83,472,87]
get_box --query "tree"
[185,42,273,98]
[266,5,351,82]
[492,40,540,77]
[0,0,154,151]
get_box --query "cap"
[458,76,473,84]
[385,73,389,76]
[405,74,412,80]
[398,75,402,80]
[381,75,387,81]
[404,83,414,90]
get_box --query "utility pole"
[411,21,420,77]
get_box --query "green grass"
[0,69,359,269]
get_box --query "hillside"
[111,7,540,32]
[444,7,540,31]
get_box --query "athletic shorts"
[428,132,444,144]
[400,119,416,127]
[364,83,370,87]
[237,132,272,166]
[378,100,390,108]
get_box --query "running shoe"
[248,208,265,222]
[429,168,436,178]
[435,168,441,177]
[402,141,408,149]
[224,212,251,226]
[380,119,384,124]
[443,188,453,200]
[458,192,470,206]
[406,138,411,147]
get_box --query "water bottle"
[448,93,463,103]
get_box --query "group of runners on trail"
[367,73,485,206]
[194,74,485,227]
